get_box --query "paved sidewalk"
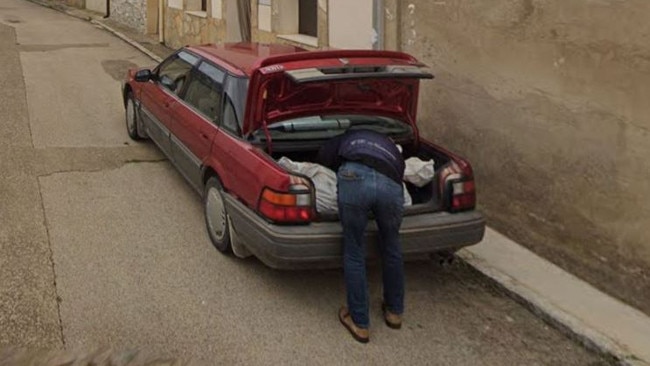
[20,1,650,365]
[460,229,650,366]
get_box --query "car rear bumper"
[224,195,485,270]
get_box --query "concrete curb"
[17,1,650,365]
[458,251,638,366]
[90,20,163,63]
[459,229,650,366]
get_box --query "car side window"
[182,62,225,122]
[156,51,196,95]
[222,97,241,136]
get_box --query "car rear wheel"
[125,92,142,140]
[204,177,232,253]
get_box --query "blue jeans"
[337,161,405,329]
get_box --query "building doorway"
[298,0,317,37]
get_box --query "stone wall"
[401,0,650,313]
[111,0,147,33]
[164,7,226,49]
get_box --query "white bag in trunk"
[278,157,339,212]
[278,157,412,213]
[404,157,435,188]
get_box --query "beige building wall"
[251,0,326,50]
[62,0,395,51]
[328,0,373,49]
[225,0,242,42]
[250,0,399,50]
[163,0,227,49]
[399,0,650,314]
[62,0,85,9]
[85,0,106,14]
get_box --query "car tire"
[125,92,143,141]
[204,176,232,253]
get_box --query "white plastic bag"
[277,157,413,211]
[404,157,435,188]
[402,183,412,206]
[278,157,339,212]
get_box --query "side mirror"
[134,69,153,82]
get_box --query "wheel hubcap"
[206,187,226,241]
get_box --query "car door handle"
[200,133,210,140]
[164,102,171,108]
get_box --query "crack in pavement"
[30,152,167,347]
[36,158,169,179]
[1,20,61,348]
[18,43,110,52]
[1,18,164,348]
[28,145,165,176]
[36,177,67,348]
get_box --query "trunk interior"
[264,139,454,221]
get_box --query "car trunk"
[244,51,450,221]
[258,139,453,221]
[243,50,433,138]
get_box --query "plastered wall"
[400,0,650,313]
[250,0,327,50]
[85,0,106,14]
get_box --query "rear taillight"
[449,178,476,212]
[440,160,476,212]
[258,178,315,224]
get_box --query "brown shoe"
[338,307,369,343]
[382,303,402,329]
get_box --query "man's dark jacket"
[317,129,405,184]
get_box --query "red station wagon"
[122,43,485,269]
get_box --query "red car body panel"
[243,51,430,137]
[190,43,309,76]
[245,76,422,135]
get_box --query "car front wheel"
[125,92,143,140]
[204,177,232,253]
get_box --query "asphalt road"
[0,1,609,364]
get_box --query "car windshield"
[249,115,413,141]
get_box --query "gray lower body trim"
[170,134,202,192]
[140,106,171,156]
[224,194,486,270]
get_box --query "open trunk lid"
[243,50,433,138]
